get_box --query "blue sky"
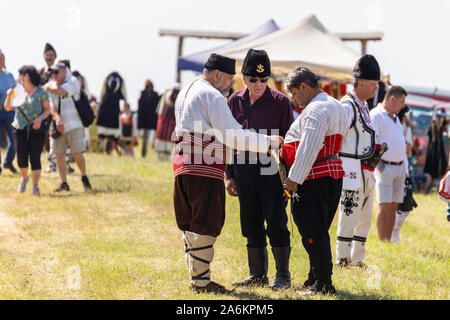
[1,0,449,108]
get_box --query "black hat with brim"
[241,49,271,77]
[204,53,236,75]
[353,54,380,81]
[44,43,57,55]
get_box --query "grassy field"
[0,146,448,300]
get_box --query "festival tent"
[178,19,280,73]
[217,15,361,81]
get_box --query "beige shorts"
[51,127,86,155]
[374,163,406,204]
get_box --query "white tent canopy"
[218,15,361,81]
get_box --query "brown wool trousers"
[173,175,226,237]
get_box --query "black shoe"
[352,261,367,269]
[336,258,350,267]
[297,281,336,296]
[3,162,18,174]
[82,176,92,190]
[54,182,70,192]
[191,281,235,295]
[67,165,75,174]
[295,272,317,291]
[232,274,269,287]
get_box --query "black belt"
[382,160,403,166]
[314,154,338,164]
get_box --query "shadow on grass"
[215,288,387,300]
[46,188,132,198]
[334,290,386,300]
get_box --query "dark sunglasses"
[248,76,269,83]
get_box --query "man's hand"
[286,178,298,193]
[32,117,42,130]
[269,135,284,149]
[225,178,238,197]
[55,117,64,133]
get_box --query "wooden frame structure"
[159,28,383,82]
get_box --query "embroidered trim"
[341,190,359,216]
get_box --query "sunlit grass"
[0,146,448,300]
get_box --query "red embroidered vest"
[280,134,345,181]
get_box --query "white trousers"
[336,169,375,264]
[182,231,216,287]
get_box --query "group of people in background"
[0,42,183,196]
[1,44,92,195]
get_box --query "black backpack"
[72,90,95,127]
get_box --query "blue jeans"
[0,110,16,165]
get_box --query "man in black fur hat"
[335,54,382,268]
[226,49,294,290]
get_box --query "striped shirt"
[285,92,350,185]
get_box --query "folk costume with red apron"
[282,92,350,291]
[173,75,271,290]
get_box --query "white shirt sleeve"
[370,112,381,145]
[61,78,80,100]
[288,108,328,185]
[206,94,270,153]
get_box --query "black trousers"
[233,163,290,248]
[291,177,342,284]
[14,128,45,171]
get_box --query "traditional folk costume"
[173,54,272,293]
[438,170,450,221]
[96,72,127,153]
[335,55,381,267]
[119,112,138,156]
[282,86,350,294]
[226,49,294,289]
[137,89,160,157]
[155,85,179,161]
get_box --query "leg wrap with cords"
[183,231,216,287]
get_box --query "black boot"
[232,247,268,287]
[269,247,291,290]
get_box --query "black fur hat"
[241,49,271,77]
[44,43,57,55]
[204,53,236,75]
[353,54,380,81]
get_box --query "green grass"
[0,146,448,300]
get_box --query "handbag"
[49,96,62,139]
[72,89,95,127]
[17,107,48,139]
